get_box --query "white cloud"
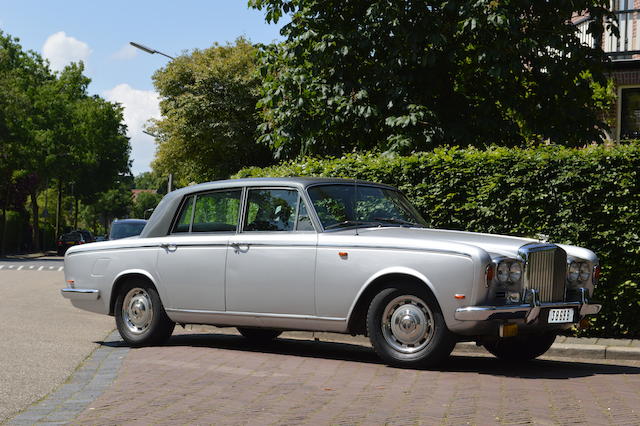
[112,44,138,60]
[42,31,92,71]
[104,84,161,175]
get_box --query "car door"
[225,187,318,316]
[156,189,242,312]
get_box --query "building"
[575,1,640,140]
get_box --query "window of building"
[620,87,640,139]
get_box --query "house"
[575,2,640,140]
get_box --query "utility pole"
[55,179,62,238]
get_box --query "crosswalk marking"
[0,264,63,272]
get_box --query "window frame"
[169,188,244,235]
[239,186,317,234]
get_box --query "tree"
[132,191,162,219]
[149,37,274,184]
[134,170,169,195]
[250,0,616,159]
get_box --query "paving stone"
[606,346,640,360]
[547,343,606,359]
[596,338,632,347]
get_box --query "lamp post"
[129,42,175,60]
[131,41,174,192]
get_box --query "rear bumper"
[455,288,601,323]
[60,288,100,301]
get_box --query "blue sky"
[0,1,285,175]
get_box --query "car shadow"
[95,331,640,380]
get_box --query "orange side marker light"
[454,294,465,300]
[338,252,348,259]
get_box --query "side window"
[173,196,195,233]
[296,198,315,231]
[191,190,241,232]
[245,189,299,232]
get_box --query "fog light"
[507,291,521,304]
[500,323,518,337]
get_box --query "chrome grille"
[519,244,567,302]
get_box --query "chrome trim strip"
[60,288,100,301]
[317,244,471,258]
[165,308,345,322]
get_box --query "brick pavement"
[71,331,640,425]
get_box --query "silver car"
[61,178,601,367]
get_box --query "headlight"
[579,262,591,282]
[497,262,510,283]
[568,261,580,282]
[509,262,522,282]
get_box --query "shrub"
[235,143,640,337]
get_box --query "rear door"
[156,189,242,312]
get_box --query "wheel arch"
[109,270,160,316]
[346,267,439,336]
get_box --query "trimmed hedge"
[235,144,640,338]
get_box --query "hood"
[346,226,540,258]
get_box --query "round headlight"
[568,261,580,282]
[509,262,522,282]
[579,262,591,282]
[497,262,510,283]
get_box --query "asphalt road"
[0,262,114,422]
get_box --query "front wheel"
[367,284,456,368]
[483,333,556,361]
[115,281,175,347]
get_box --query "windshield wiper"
[325,220,381,230]
[372,217,424,227]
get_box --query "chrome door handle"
[230,242,250,252]
[160,242,177,252]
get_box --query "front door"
[156,189,242,312]
[225,188,317,316]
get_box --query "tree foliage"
[236,142,640,338]
[250,0,616,158]
[150,38,274,184]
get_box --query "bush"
[235,143,640,338]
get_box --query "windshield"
[109,221,147,240]
[307,184,427,230]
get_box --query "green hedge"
[236,144,640,338]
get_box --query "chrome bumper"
[61,288,100,301]
[455,288,601,323]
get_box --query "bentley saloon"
[61,178,601,367]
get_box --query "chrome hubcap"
[122,288,153,334]
[382,295,433,354]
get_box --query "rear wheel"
[367,283,456,368]
[483,333,556,361]
[115,280,175,346]
[237,327,282,342]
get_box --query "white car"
[61,178,601,367]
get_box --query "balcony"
[576,9,640,60]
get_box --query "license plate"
[548,308,574,323]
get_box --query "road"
[2,259,640,424]
[0,258,114,423]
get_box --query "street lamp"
[131,42,174,192]
[129,42,175,60]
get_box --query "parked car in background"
[61,178,601,368]
[108,219,147,240]
[56,230,94,256]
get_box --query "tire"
[115,280,175,347]
[237,327,282,342]
[483,333,556,361]
[367,283,456,368]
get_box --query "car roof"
[140,177,397,238]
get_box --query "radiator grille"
[521,244,567,302]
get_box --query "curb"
[8,330,128,425]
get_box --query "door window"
[245,189,312,232]
[171,191,241,233]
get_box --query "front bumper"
[455,288,601,323]
[61,288,100,301]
